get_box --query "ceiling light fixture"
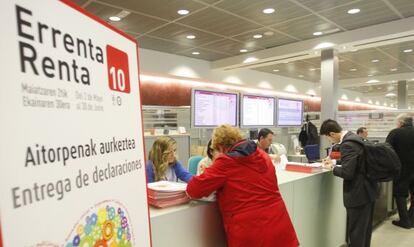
[264,31,274,36]
[186,35,196,39]
[192,51,200,55]
[403,49,413,53]
[177,9,189,15]
[313,31,323,36]
[273,69,279,72]
[366,79,379,84]
[240,49,248,53]
[263,8,275,14]
[371,59,379,63]
[347,8,360,14]
[253,34,263,39]
[386,93,396,97]
[243,57,258,63]
[350,68,357,71]
[368,100,373,104]
[390,68,398,71]
[368,74,373,77]
[109,16,121,22]
[313,42,335,50]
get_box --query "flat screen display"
[277,98,303,126]
[241,94,275,127]
[192,89,238,127]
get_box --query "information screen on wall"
[0,1,151,246]
[241,94,276,128]
[192,89,238,127]
[277,98,304,126]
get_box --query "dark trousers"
[346,202,375,247]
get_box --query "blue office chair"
[304,144,320,163]
[188,155,203,175]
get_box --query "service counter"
[149,169,346,247]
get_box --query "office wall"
[139,48,362,101]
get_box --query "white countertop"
[149,168,331,218]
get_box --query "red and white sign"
[0,0,151,246]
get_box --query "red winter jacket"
[187,140,299,247]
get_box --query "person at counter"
[257,128,281,163]
[196,139,217,175]
[386,113,414,229]
[356,127,369,141]
[146,136,193,183]
[320,119,378,247]
[186,125,299,247]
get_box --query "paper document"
[278,154,289,170]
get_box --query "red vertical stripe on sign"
[0,222,3,247]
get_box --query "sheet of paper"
[278,154,289,170]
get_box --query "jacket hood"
[226,140,268,173]
[343,131,364,144]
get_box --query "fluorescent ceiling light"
[366,79,379,84]
[403,49,413,53]
[263,8,275,14]
[375,101,380,105]
[367,74,373,77]
[386,93,396,97]
[240,49,248,53]
[368,100,373,104]
[177,9,189,15]
[371,59,379,63]
[192,51,200,55]
[350,68,357,71]
[306,89,316,96]
[264,31,274,36]
[355,97,361,102]
[253,34,263,39]
[186,35,196,39]
[313,42,334,50]
[390,68,398,71]
[284,85,298,93]
[341,94,348,100]
[243,57,258,63]
[313,31,323,36]
[347,8,360,14]
[273,69,279,72]
[109,16,121,22]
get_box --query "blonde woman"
[187,125,298,247]
[146,136,193,183]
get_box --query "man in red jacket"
[187,125,299,247]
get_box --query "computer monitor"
[240,94,276,128]
[191,89,239,128]
[277,98,304,127]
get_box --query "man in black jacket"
[320,119,378,247]
[386,113,414,228]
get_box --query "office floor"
[371,214,414,247]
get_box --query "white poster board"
[0,1,151,246]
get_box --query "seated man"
[356,127,369,141]
[257,128,280,163]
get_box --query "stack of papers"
[147,181,190,208]
[285,162,323,173]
